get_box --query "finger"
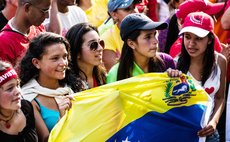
[167,68,172,72]
[69,101,72,109]
[67,95,74,100]
[175,70,183,77]
[171,70,180,77]
[64,103,70,110]
[172,71,177,77]
[201,129,214,137]
[166,68,172,76]
[198,127,214,137]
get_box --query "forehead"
[32,0,51,7]
[183,32,209,40]
[0,78,18,89]
[43,43,67,54]
[183,32,198,37]
[139,29,156,35]
[82,30,100,42]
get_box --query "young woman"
[107,13,181,83]
[65,23,106,89]
[101,0,139,71]
[166,0,224,58]
[19,32,84,142]
[0,60,38,142]
[177,12,227,142]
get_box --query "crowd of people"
[0,0,230,142]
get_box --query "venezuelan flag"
[49,73,212,142]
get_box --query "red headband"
[0,68,18,86]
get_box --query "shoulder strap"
[34,98,41,107]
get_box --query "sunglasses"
[89,40,105,51]
[27,2,50,14]
[35,6,50,14]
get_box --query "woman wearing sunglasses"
[65,23,107,89]
[107,13,181,83]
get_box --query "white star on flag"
[122,137,130,142]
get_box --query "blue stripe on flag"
[107,105,205,142]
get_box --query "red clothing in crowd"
[0,24,45,67]
[169,35,222,58]
[147,0,158,21]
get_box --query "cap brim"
[138,22,168,30]
[104,16,111,24]
[179,26,209,37]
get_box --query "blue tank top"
[34,99,60,132]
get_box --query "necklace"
[0,111,15,129]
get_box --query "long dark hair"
[117,30,166,81]
[177,33,217,86]
[164,14,180,53]
[0,0,6,11]
[20,32,83,92]
[65,23,106,86]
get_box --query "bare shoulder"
[216,53,227,73]
[31,100,40,112]
[216,52,227,65]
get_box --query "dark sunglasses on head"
[89,40,105,51]
[26,2,50,14]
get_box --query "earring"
[35,65,40,69]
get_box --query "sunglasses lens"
[89,40,104,51]
[90,42,98,51]
[99,40,105,49]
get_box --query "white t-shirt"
[44,5,87,36]
[59,6,87,35]
[157,0,170,22]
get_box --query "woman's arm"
[31,100,50,142]
[221,7,230,30]
[198,53,227,137]
[103,50,118,72]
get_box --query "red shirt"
[147,0,158,21]
[0,24,45,67]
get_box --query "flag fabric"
[48,73,212,142]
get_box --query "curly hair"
[65,23,106,86]
[19,32,84,92]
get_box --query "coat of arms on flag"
[49,73,212,142]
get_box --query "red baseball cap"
[179,12,214,37]
[176,0,224,23]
